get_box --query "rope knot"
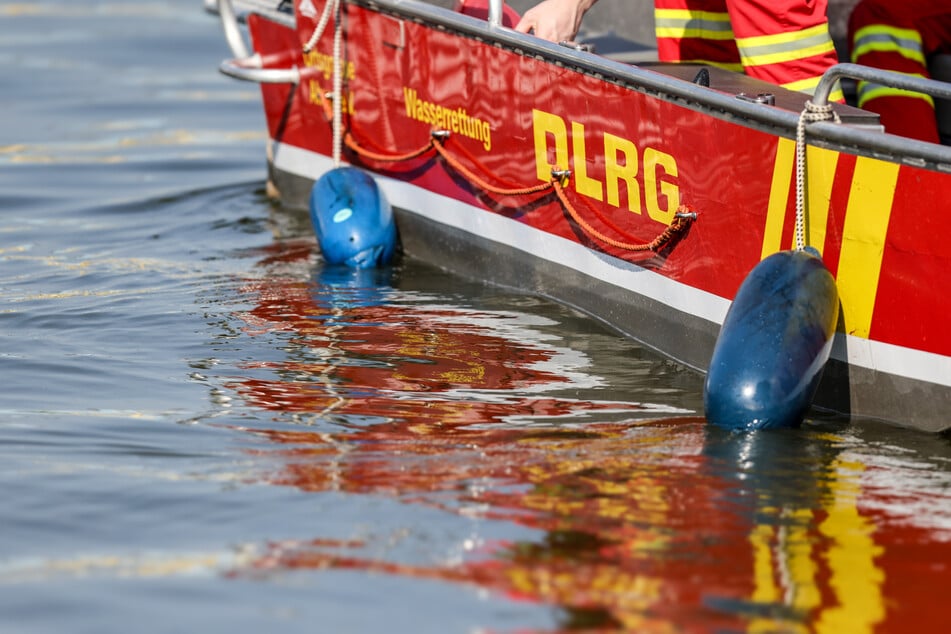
[801,99,841,125]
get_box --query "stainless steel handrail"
[367,0,951,168]
[209,0,951,168]
[217,0,250,59]
[814,62,951,107]
[488,0,502,27]
[220,54,301,84]
[216,0,300,84]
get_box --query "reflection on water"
[3,1,951,631]
[3,186,950,633]
[233,250,672,428]
[220,240,951,633]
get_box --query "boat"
[207,0,951,433]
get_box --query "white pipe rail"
[216,0,300,84]
[813,62,951,107]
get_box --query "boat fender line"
[351,125,698,254]
[301,0,346,166]
[795,100,839,251]
[309,166,398,269]
[549,175,696,253]
[306,77,699,254]
[302,0,337,54]
[703,247,839,430]
[435,137,697,254]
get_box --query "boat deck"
[635,62,880,129]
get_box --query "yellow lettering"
[401,85,492,152]
[308,79,322,106]
[643,147,679,224]
[303,52,357,82]
[403,87,416,117]
[571,122,603,201]
[532,110,682,225]
[603,132,640,212]
[532,109,568,181]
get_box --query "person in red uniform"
[847,0,951,143]
[515,0,844,102]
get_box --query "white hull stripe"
[272,141,951,389]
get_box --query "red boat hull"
[235,2,951,431]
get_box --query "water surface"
[1,2,950,632]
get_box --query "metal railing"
[208,0,951,169]
[215,0,300,84]
[813,62,951,108]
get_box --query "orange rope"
[553,179,695,252]
[308,79,695,253]
[346,128,695,253]
[431,137,554,197]
[313,85,334,121]
[344,133,435,163]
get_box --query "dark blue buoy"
[309,167,397,268]
[704,248,839,430]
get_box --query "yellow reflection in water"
[749,454,884,634]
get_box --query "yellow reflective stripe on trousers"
[654,8,735,40]
[736,23,835,68]
[782,75,844,100]
[852,24,926,66]
[857,79,935,109]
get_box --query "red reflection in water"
[232,240,639,425]
[225,240,951,633]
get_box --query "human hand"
[513,0,598,43]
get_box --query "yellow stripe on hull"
[835,158,899,339]
[762,142,899,341]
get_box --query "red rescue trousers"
[848,0,951,143]
[653,0,842,101]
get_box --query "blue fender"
[704,249,839,430]
[309,167,398,268]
